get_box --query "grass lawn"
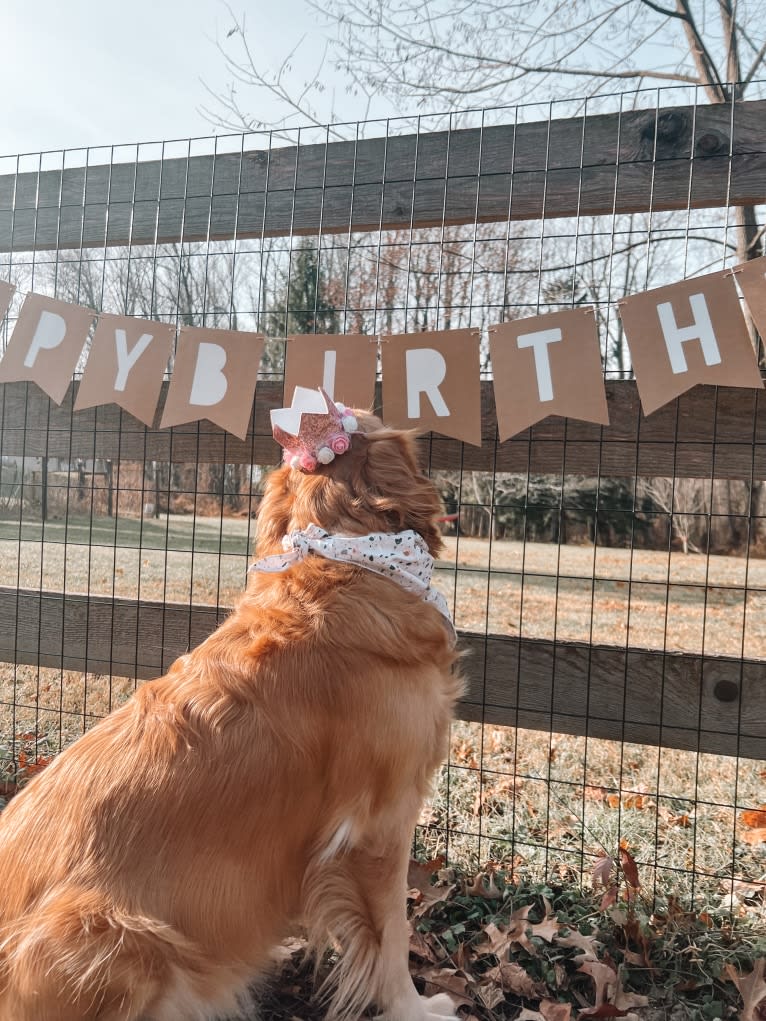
[0,512,763,930]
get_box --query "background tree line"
[1,0,763,549]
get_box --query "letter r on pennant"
[405,348,450,418]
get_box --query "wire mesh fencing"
[0,83,764,923]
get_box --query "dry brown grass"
[0,516,764,919]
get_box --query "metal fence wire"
[0,84,764,922]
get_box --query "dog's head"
[255,411,444,558]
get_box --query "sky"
[0,0,368,158]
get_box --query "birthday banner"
[0,256,764,445]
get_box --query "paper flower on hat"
[271,386,359,471]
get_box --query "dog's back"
[0,422,461,1021]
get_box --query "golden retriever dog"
[0,410,462,1021]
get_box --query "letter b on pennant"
[160,327,264,440]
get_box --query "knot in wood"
[641,111,687,146]
[713,679,740,703]
[696,131,727,156]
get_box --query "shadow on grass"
[0,513,251,555]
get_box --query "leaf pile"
[399,856,766,1021]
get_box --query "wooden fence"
[1,98,765,760]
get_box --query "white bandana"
[249,523,455,640]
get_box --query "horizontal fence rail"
[1,379,766,480]
[0,587,762,759]
[1,101,765,251]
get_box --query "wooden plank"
[2,379,766,481]
[1,101,764,250]
[0,587,761,758]
[458,633,766,760]
[0,588,225,679]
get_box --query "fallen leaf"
[518,1004,572,1021]
[741,829,766,846]
[541,1001,573,1021]
[578,1007,629,1018]
[409,925,439,964]
[584,785,608,802]
[451,939,473,972]
[724,958,766,1021]
[740,806,766,829]
[484,905,537,957]
[607,906,628,927]
[453,739,479,768]
[623,794,649,810]
[407,859,455,918]
[618,847,640,889]
[408,857,445,894]
[668,813,692,828]
[621,950,645,968]
[600,887,618,912]
[556,930,602,961]
[484,961,546,999]
[731,879,766,900]
[418,966,474,1010]
[531,914,562,943]
[591,856,614,888]
[476,979,505,1010]
[465,871,504,899]
[576,957,618,1005]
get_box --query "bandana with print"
[249,523,455,641]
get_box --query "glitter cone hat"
[271,386,359,471]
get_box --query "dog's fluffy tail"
[0,885,211,1021]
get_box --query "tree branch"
[674,0,728,100]
[744,37,766,86]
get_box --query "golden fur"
[0,414,462,1021]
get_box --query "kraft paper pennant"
[618,270,763,415]
[160,327,264,440]
[0,280,15,325]
[74,313,175,426]
[381,328,482,445]
[284,334,377,411]
[489,308,609,440]
[0,292,95,405]
[733,254,766,341]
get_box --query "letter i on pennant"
[283,334,377,411]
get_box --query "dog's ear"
[254,465,294,555]
[351,430,445,557]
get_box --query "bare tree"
[638,475,712,553]
[307,0,766,114]
[206,1,765,263]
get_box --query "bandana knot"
[249,523,455,642]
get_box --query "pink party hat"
[271,386,359,471]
